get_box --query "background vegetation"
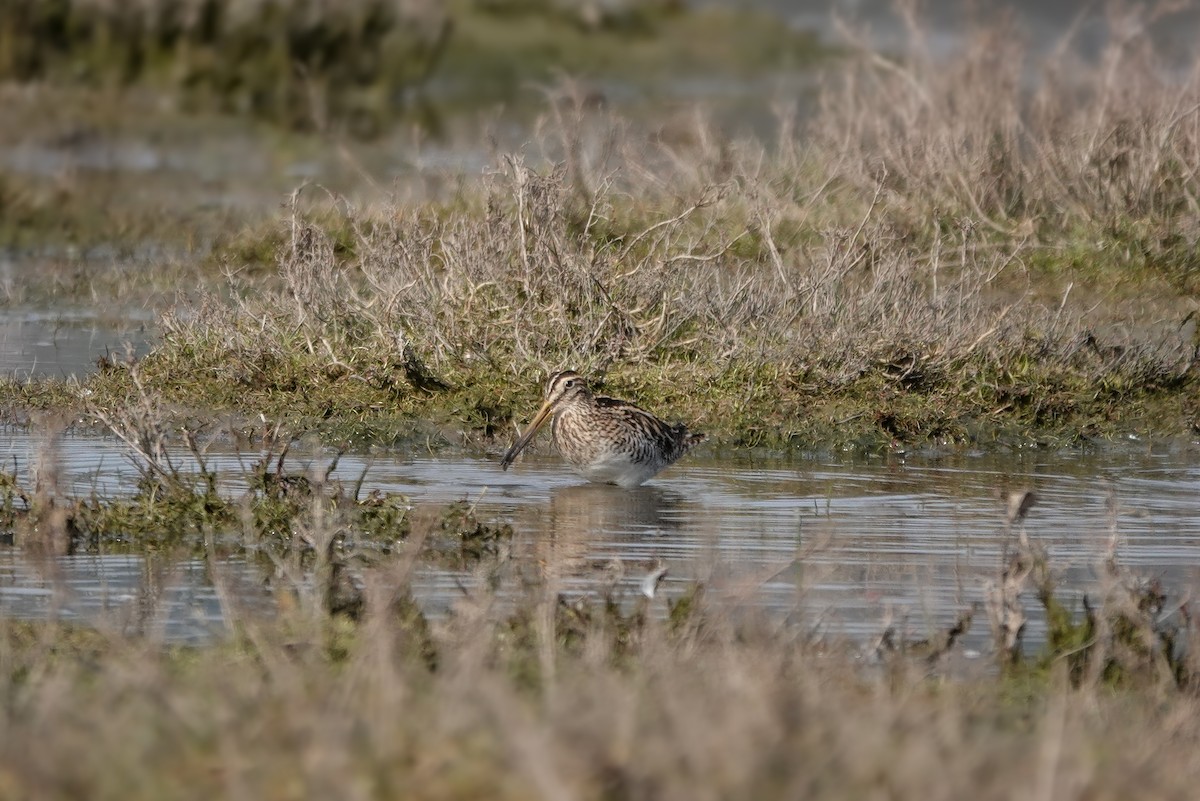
[36,9,1191,452]
[0,0,820,135]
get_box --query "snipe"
[500,370,704,488]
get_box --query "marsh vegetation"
[8,4,1196,450]
[2,2,1200,798]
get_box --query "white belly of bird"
[574,453,660,489]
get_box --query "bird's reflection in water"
[532,483,693,587]
[549,483,688,535]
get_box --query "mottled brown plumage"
[500,370,704,488]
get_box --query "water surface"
[3,430,1198,652]
[0,306,153,378]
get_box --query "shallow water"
[3,430,1199,652]
[0,554,274,643]
[0,306,154,378]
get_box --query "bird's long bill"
[500,399,555,470]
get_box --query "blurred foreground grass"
[1,496,1199,801]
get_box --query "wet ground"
[3,431,1198,651]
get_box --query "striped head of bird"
[500,370,588,470]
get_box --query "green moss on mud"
[8,344,1184,458]
[0,445,519,569]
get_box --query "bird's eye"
[564,379,576,387]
